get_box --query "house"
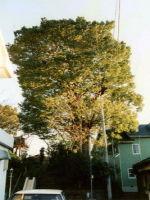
[0,32,12,78]
[113,124,150,192]
[0,33,14,200]
[0,129,14,200]
[133,157,150,197]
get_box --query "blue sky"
[0,0,150,123]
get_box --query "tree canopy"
[0,105,19,135]
[9,17,142,150]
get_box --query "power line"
[113,0,119,37]
[113,0,121,41]
[117,0,121,41]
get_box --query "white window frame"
[132,144,141,155]
[128,168,136,179]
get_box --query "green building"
[113,124,150,192]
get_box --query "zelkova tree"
[9,17,142,150]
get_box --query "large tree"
[9,17,142,149]
[0,105,19,135]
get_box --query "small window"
[128,168,136,179]
[132,144,140,155]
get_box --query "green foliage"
[6,153,25,194]
[7,144,109,191]
[8,17,142,147]
[45,143,90,189]
[0,105,19,135]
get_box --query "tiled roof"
[133,157,150,173]
[130,124,150,137]
[120,124,150,142]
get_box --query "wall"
[0,130,14,200]
[0,129,14,148]
[118,137,150,192]
[0,160,8,200]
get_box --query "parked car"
[11,189,66,200]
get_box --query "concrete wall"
[0,160,8,200]
[0,129,14,200]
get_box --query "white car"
[11,189,66,200]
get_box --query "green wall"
[118,137,150,192]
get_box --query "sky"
[0,0,150,124]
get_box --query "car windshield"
[12,194,62,200]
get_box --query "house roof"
[119,124,150,143]
[0,129,14,150]
[130,124,150,138]
[133,157,150,173]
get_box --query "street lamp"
[8,168,14,198]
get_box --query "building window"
[128,168,136,179]
[132,144,140,155]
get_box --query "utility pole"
[89,135,93,200]
[101,98,112,200]
[112,139,117,181]
[8,168,13,198]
